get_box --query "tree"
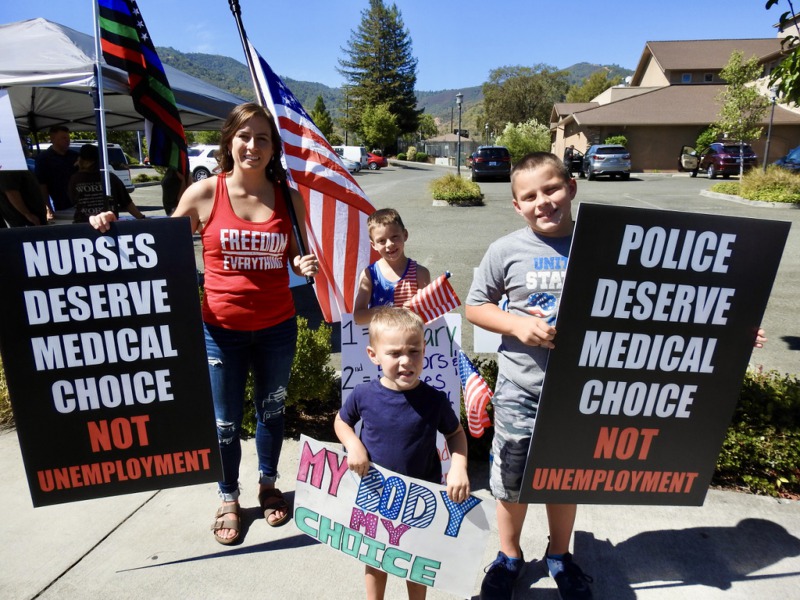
[361,103,400,150]
[495,118,550,164]
[766,0,800,104]
[714,51,769,177]
[482,65,569,133]
[309,95,335,139]
[338,0,421,137]
[417,113,439,140]
[566,69,622,103]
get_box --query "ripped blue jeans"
[203,318,297,501]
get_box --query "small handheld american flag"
[457,351,493,438]
[407,272,461,324]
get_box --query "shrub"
[738,166,800,203]
[604,135,628,146]
[710,182,741,195]
[713,369,800,496]
[495,119,550,164]
[407,146,417,161]
[429,173,483,205]
[0,358,11,430]
[241,316,337,437]
[397,152,407,161]
[415,152,428,163]
[133,173,161,183]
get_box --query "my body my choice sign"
[0,219,222,507]
[520,204,790,505]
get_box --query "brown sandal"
[258,488,290,527]
[211,503,241,545]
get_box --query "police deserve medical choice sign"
[520,204,790,506]
[0,219,222,507]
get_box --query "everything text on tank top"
[201,174,295,330]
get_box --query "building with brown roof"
[551,38,800,172]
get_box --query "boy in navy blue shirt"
[335,307,469,600]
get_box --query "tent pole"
[92,0,112,212]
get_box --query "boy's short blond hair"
[367,208,406,239]
[368,306,424,346]
[510,152,572,198]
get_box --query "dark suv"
[471,146,511,182]
[698,142,757,178]
[581,144,631,180]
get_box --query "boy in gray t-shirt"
[466,152,593,600]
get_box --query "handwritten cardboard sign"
[340,313,461,474]
[295,435,493,597]
[0,219,222,506]
[520,204,790,505]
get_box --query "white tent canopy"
[0,18,247,134]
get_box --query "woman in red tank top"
[90,103,319,545]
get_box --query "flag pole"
[227,0,313,285]
[92,0,112,212]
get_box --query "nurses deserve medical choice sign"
[0,219,222,507]
[520,204,790,506]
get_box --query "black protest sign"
[519,204,790,505]
[0,219,222,507]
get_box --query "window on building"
[704,73,714,83]
[682,73,692,83]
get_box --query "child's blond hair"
[367,208,406,239]
[368,306,424,346]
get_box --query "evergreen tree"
[338,0,421,137]
[309,95,335,139]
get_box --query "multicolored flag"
[407,272,461,324]
[457,351,493,438]
[97,0,187,175]
[244,39,377,323]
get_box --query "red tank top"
[201,174,295,330]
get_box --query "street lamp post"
[456,92,463,176]
[763,86,778,173]
[485,122,489,145]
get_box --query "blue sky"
[1,1,785,90]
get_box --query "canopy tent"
[0,18,247,134]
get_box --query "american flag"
[97,0,187,175]
[245,39,377,323]
[407,272,461,324]
[457,351,493,438]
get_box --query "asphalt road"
[129,163,799,376]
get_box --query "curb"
[700,189,800,209]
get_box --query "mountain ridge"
[156,47,632,131]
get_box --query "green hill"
[156,48,632,133]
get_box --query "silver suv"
[581,144,631,180]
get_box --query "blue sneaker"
[548,552,593,600]
[479,551,525,600]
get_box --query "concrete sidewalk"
[2,430,799,600]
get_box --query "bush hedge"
[429,173,483,205]
[710,166,800,203]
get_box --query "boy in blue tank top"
[353,208,431,324]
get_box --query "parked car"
[340,156,361,173]
[68,141,134,192]
[187,144,220,182]
[471,145,511,182]
[332,145,369,169]
[367,152,388,170]
[581,144,631,180]
[773,145,800,173]
[681,142,757,179]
